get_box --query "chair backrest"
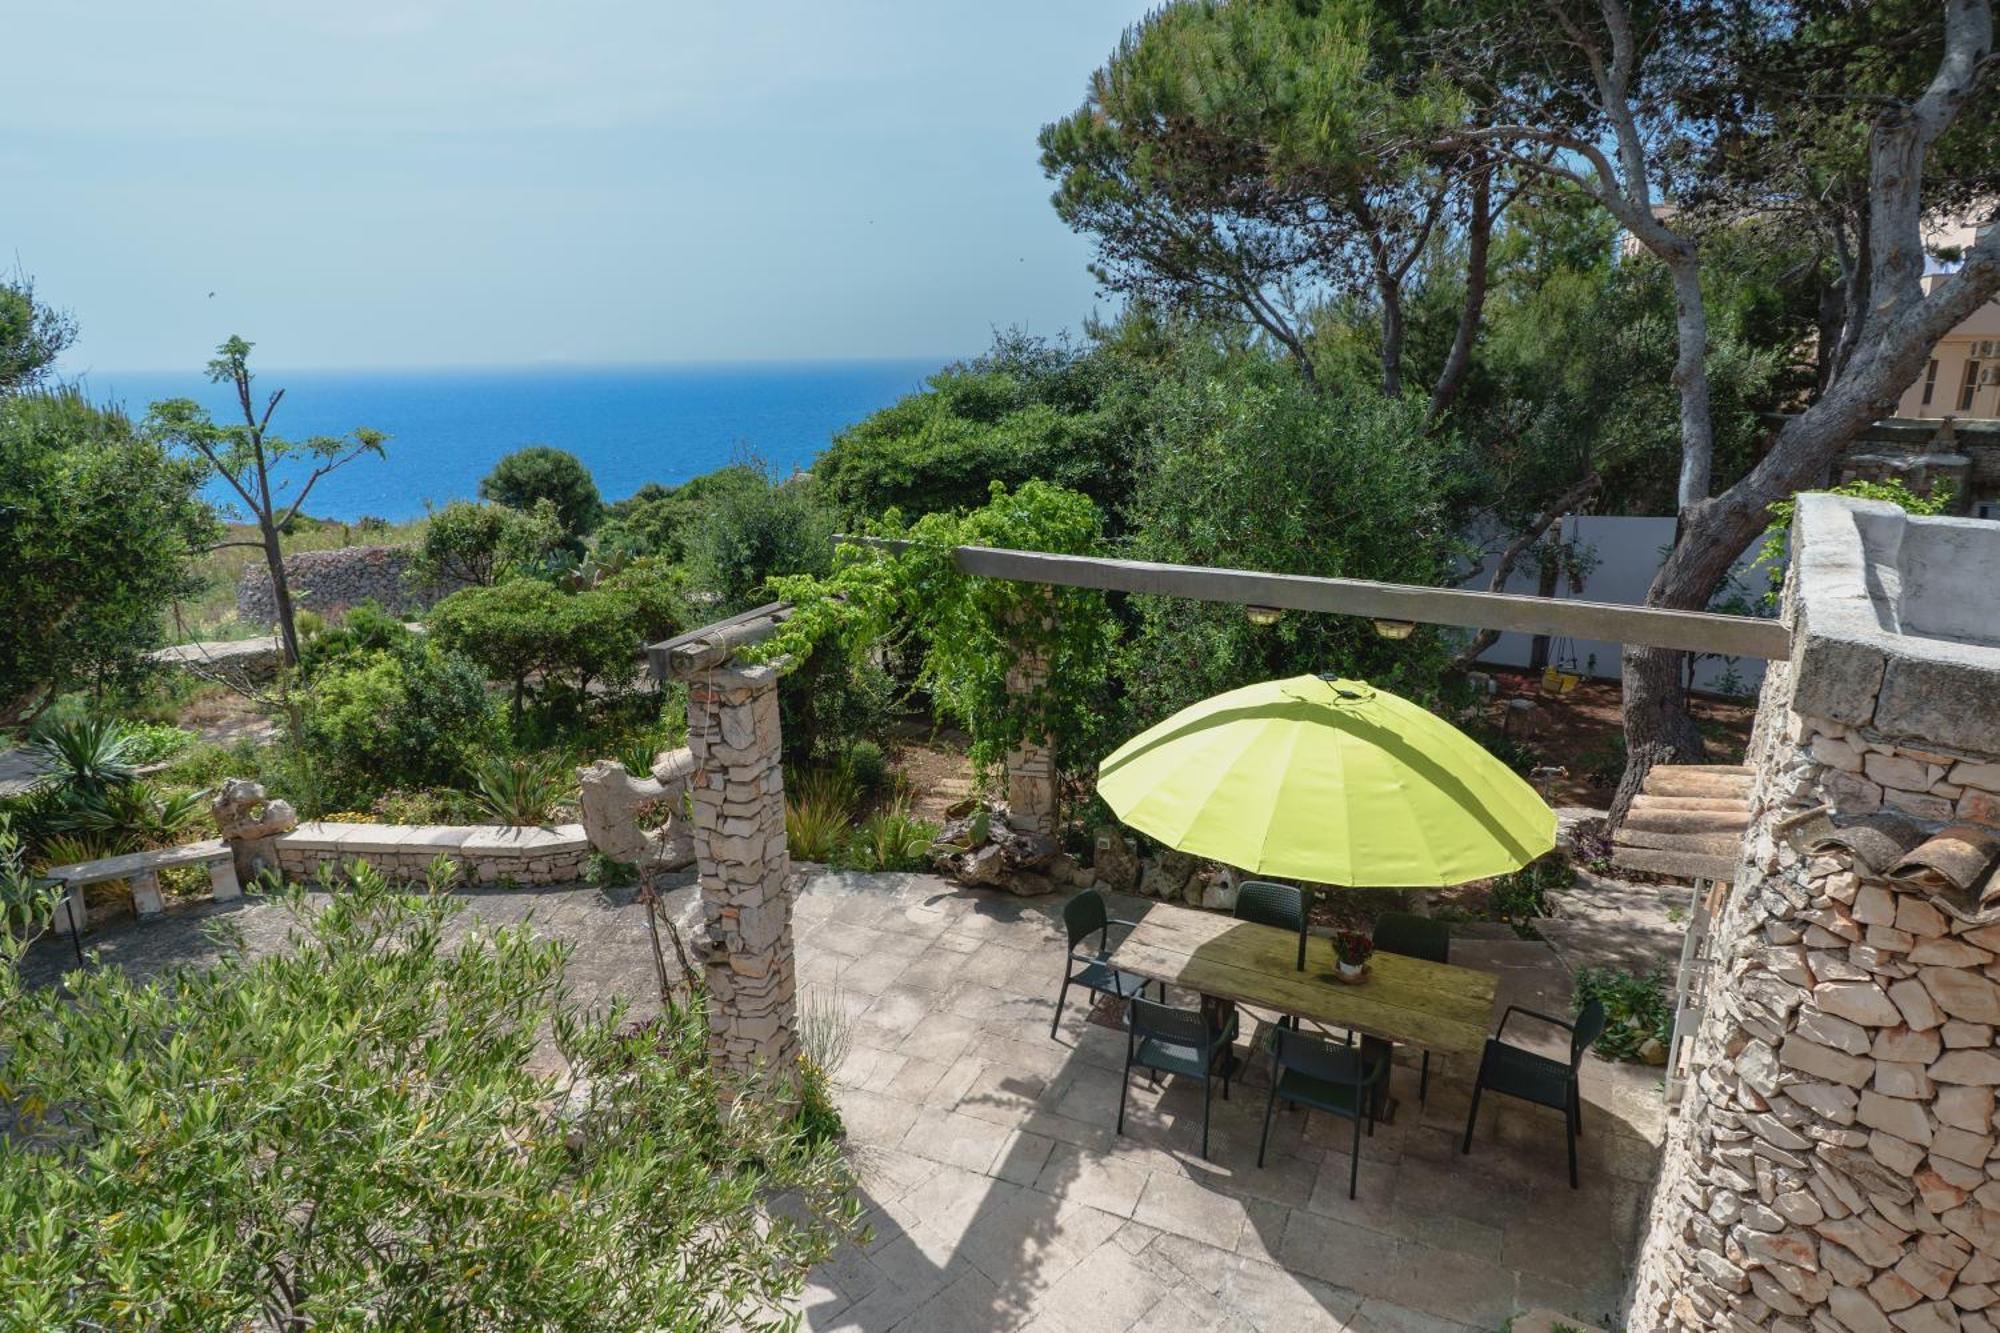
[1233,881,1304,933]
[1570,999,1608,1069]
[1062,888,1109,950]
[1129,996,1211,1049]
[1272,1020,1384,1088]
[1372,912,1449,964]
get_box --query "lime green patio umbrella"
[1097,674,1555,968]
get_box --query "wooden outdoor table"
[1106,902,1499,1112]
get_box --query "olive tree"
[0,863,861,1329]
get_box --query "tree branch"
[1451,470,1603,668]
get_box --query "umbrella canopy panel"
[1098,675,1554,887]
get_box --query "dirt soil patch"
[887,722,978,822]
[1473,667,1755,807]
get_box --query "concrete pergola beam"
[832,538,1791,661]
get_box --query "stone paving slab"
[17,866,1666,1332]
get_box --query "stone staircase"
[1611,763,1753,884]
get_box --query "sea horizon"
[79,357,953,523]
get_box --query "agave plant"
[63,783,211,851]
[468,752,574,826]
[30,717,138,798]
[849,801,940,873]
[615,734,662,779]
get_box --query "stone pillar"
[1628,497,2000,1332]
[679,660,799,1090]
[1004,639,1057,837]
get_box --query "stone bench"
[42,838,241,933]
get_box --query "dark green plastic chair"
[1234,880,1310,974]
[1371,912,1450,1103]
[1051,889,1151,1039]
[1460,999,1608,1188]
[1120,995,1238,1159]
[1233,880,1304,932]
[1257,1026,1387,1199]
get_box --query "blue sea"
[83,360,945,523]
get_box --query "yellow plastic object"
[1097,675,1555,886]
[1540,666,1581,695]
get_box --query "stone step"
[1641,766,1754,799]
[1630,793,1750,817]
[1611,845,1739,884]
[1613,826,1745,857]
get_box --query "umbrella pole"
[1297,890,1309,972]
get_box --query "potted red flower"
[1332,929,1375,981]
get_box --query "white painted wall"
[1464,514,1776,697]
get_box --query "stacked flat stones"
[1003,640,1057,837]
[682,661,800,1089]
[236,544,465,622]
[1814,729,2000,831]
[1633,682,2000,1333]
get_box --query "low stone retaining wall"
[237,545,466,623]
[274,822,591,886]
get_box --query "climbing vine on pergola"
[760,480,1118,783]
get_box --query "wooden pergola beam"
[646,600,790,679]
[835,538,1791,661]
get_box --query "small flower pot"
[1335,959,1369,983]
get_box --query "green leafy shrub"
[684,465,838,614]
[812,330,1145,523]
[842,739,889,795]
[118,721,195,767]
[766,479,1119,790]
[298,646,496,812]
[297,599,416,674]
[365,787,475,825]
[408,498,568,588]
[1574,966,1674,1063]
[428,577,653,722]
[0,861,861,1327]
[585,851,640,888]
[1118,346,1459,723]
[1,387,217,724]
[479,444,603,538]
[1487,849,1573,937]
[467,752,574,826]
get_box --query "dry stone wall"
[271,821,590,886]
[1630,497,2000,1333]
[236,545,464,623]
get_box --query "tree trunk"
[262,519,301,668]
[1429,167,1494,422]
[1378,277,1405,398]
[1664,252,1717,513]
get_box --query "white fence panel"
[1466,514,1773,696]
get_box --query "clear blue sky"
[4,1,1150,373]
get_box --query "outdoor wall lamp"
[1372,618,1417,640]
[1245,605,1283,627]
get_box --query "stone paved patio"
[19,867,1667,1332]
